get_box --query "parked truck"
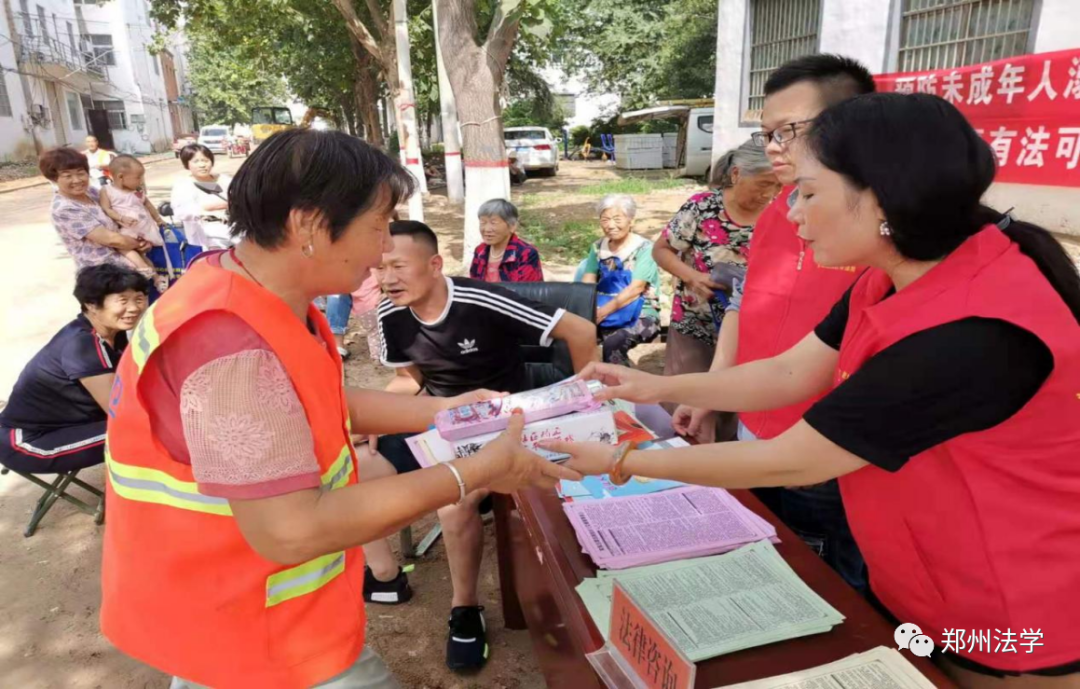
[617,99,715,178]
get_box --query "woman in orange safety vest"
[101,128,579,688]
[548,94,1080,687]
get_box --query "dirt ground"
[0,161,699,688]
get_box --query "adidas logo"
[458,338,478,354]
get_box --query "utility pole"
[392,0,426,221]
[432,1,463,205]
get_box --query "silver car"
[504,126,559,176]
[197,125,230,154]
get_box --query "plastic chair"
[598,134,616,161]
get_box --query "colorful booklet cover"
[434,378,602,441]
[408,408,618,467]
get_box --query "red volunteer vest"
[101,258,365,688]
[737,190,860,438]
[837,227,1080,671]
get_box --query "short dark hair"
[179,144,214,169]
[230,129,415,249]
[764,54,876,106]
[73,264,150,312]
[39,147,89,181]
[109,154,142,176]
[389,220,438,255]
[809,92,1080,323]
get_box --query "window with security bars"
[0,75,13,117]
[744,0,821,119]
[93,99,127,130]
[84,34,116,67]
[899,0,1036,72]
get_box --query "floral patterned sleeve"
[179,349,321,499]
[53,203,99,240]
[664,196,703,253]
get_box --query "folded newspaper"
[576,541,845,662]
[714,646,936,689]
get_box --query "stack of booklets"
[563,484,779,569]
[406,378,618,467]
[576,541,845,662]
[716,646,936,688]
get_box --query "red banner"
[874,49,1080,188]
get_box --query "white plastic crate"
[614,134,664,169]
[662,133,679,168]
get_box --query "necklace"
[229,247,263,287]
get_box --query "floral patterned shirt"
[139,253,322,499]
[51,188,132,270]
[469,234,544,283]
[663,190,755,345]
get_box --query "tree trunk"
[432,0,464,205]
[351,38,384,147]
[436,0,520,260]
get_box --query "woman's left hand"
[441,389,507,411]
[537,440,618,477]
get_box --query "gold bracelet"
[608,441,636,486]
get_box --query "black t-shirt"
[377,277,564,398]
[804,287,1053,472]
[0,314,127,431]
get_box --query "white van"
[617,105,714,178]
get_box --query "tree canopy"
[559,0,717,110]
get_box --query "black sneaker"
[362,565,413,605]
[446,605,488,671]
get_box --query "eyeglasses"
[751,119,815,148]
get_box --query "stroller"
[145,201,206,295]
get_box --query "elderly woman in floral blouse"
[469,198,544,283]
[653,140,779,421]
[41,147,149,271]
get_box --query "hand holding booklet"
[408,378,617,467]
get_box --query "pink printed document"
[563,486,780,569]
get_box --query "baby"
[99,155,169,293]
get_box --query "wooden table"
[492,487,955,688]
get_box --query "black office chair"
[496,281,597,387]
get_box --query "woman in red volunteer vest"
[547,93,1080,687]
[101,128,579,689]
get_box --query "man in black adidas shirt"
[363,220,595,671]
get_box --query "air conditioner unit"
[130,114,146,125]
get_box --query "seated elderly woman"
[469,198,544,282]
[170,143,233,249]
[41,147,149,271]
[0,264,149,533]
[579,194,662,366]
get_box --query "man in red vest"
[674,54,875,592]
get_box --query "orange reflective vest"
[101,257,365,688]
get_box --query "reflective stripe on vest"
[322,445,353,490]
[266,551,346,607]
[106,446,233,516]
[130,306,161,373]
[108,443,353,515]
